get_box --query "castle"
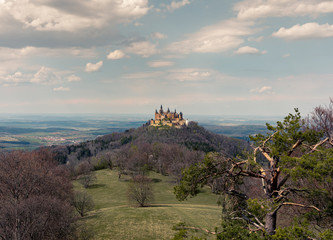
[149,105,188,128]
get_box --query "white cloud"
[148,61,174,68]
[107,50,126,60]
[234,46,267,55]
[1,0,150,32]
[1,71,31,86]
[250,86,273,94]
[151,32,167,39]
[67,74,81,82]
[30,66,60,84]
[166,0,190,11]
[53,86,70,91]
[0,46,97,59]
[122,71,163,79]
[125,41,158,57]
[85,61,103,72]
[235,0,333,20]
[272,22,333,40]
[167,19,256,54]
[167,68,212,82]
[282,53,291,58]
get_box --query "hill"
[52,121,249,165]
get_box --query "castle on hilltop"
[149,105,188,128]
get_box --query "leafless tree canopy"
[0,150,75,240]
[127,175,154,207]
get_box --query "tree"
[73,191,95,217]
[79,172,97,188]
[0,149,76,240]
[174,108,333,237]
[304,98,333,141]
[127,175,154,207]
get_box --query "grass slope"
[74,169,222,240]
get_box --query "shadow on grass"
[88,184,106,189]
[151,178,162,183]
[148,204,172,208]
[118,178,130,182]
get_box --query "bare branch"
[258,147,275,166]
[281,202,320,212]
[288,140,302,156]
[308,137,329,153]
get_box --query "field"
[74,169,222,240]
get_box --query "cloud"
[248,36,264,42]
[151,32,167,39]
[0,46,97,60]
[122,71,163,79]
[167,68,212,82]
[30,66,60,84]
[234,46,267,55]
[53,86,70,91]
[272,22,333,40]
[166,0,191,11]
[148,61,174,68]
[85,61,103,72]
[282,53,291,58]
[125,41,158,57]
[235,0,333,20]
[67,74,81,82]
[107,50,126,60]
[1,71,31,86]
[250,86,273,93]
[1,0,150,32]
[167,19,256,54]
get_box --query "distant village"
[149,105,188,128]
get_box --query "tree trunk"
[265,212,277,235]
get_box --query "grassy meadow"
[74,169,222,240]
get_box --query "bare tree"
[0,150,75,240]
[79,172,97,189]
[73,191,95,217]
[304,98,333,142]
[127,175,154,207]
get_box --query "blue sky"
[0,0,332,116]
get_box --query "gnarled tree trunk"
[265,211,277,235]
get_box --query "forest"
[0,100,332,239]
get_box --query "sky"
[0,0,332,117]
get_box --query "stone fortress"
[149,105,188,128]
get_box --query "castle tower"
[159,105,163,114]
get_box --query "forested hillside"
[45,122,248,186]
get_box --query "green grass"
[74,169,222,240]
